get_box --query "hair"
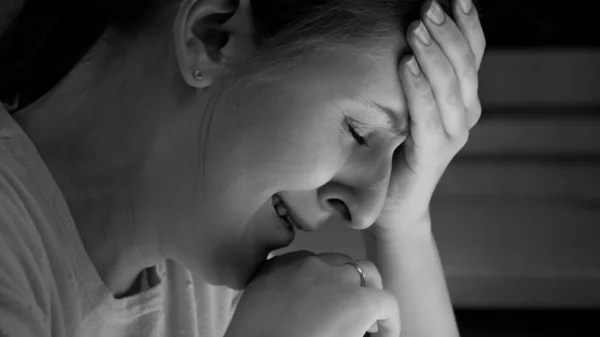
[0,0,465,113]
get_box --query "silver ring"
[345,260,366,287]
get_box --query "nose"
[317,166,391,230]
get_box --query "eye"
[346,121,369,148]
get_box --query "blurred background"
[281,1,600,336]
[2,0,599,335]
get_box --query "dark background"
[3,0,599,336]
[433,1,598,335]
[426,1,598,335]
[477,1,597,49]
[361,1,599,336]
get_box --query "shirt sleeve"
[0,288,49,337]
[0,190,50,337]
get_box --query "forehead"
[288,44,408,120]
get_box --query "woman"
[0,0,485,336]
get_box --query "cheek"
[237,84,347,189]
[254,127,345,190]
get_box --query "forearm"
[364,213,458,337]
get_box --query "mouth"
[271,194,308,232]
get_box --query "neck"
[14,46,174,296]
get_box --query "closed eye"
[346,121,369,148]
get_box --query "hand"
[375,0,486,231]
[224,251,400,337]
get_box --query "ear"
[174,0,254,88]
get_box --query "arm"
[362,1,486,336]
[364,214,458,337]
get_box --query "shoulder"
[0,145,50,302]
[0,115,55,334]
[0,105,85,336]
[0,172,51,337]
[0,101,73,292]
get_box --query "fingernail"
[406,56,420,77]
[414,21,431,46]
[459,0,473,14]
[427,0,445,25]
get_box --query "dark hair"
[0,0,458,112]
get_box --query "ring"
[345,260,366,287]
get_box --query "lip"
[273,194,312,232]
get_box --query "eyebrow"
[352,97,409,137]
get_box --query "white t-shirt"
[0,104,241,337]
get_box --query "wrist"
[369,211,432,243]
[386,171,439,208]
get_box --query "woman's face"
[157,44,408,289]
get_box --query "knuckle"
[464,50,478,73]
[424,113,443,131]
[470,70,480,90]
[447,26,463,44]
[359,288,396,316]
[476,31,487,61]
[355,259,377,274]
[454,131,470,148]
[356,258,376,270]
[316,252,353,267]
[430,53,448,70]
[445,85,462,106]
[481,34,487,52]
[298,255,324,272]
[356,259,382,286]
[381,288,398,303]
[470,100,482,127]
[285,250,316,264]
[417,85,434,101]
[474,99,482,115]
[351,288,373,308]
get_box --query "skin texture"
[10,0,486,334]
[13,0,408,294]
[362,0,486,336]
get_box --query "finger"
[317,253,382,334]
[316,252,354,267]
[407,20,468,137]
[345,259,382,290]
[261,250,316,274]
[317,253,383,290]
[270,250,316,265]
[421,0,479,126]
[452,0,486,70]
[359,288,401,337]
[398,54,445,142]
[338,259,382,334]
[352,259,382,334]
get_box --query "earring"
[193,70,203,81]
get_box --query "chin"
[208,247,271,291]
[220,270,251,291]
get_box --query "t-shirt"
[0,103,241,337]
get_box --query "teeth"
[274,202,288,217]
[284,215,296,228]
[271,195,295,230]
[271,194,288,217]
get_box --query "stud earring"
[193,70,203,80]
